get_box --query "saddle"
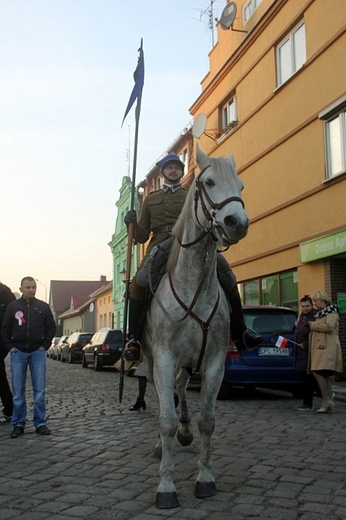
[137,236,236,297]
[137,236,175,295]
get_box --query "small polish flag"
[275,336,288,349]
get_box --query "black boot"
[216,260,263,351]
[124,299,145,361]
[129,398,146,411]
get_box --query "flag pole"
[119,39,144,403]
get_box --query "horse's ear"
[196,145,209,170]
[228,155,236,171]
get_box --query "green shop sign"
[300,229,346,263]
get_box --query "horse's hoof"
[177,431,193,446]
[194,481,217,498]
[155,492,180,509]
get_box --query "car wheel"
[82,354,88,368]
[68,351,74,364]
[94,355,102,371]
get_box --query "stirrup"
[235,329,263,351]
[124,338,141,361]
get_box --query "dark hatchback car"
[217,305,304,399]
[61,332,94,364]
[82,328,123,370]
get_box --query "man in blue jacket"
[1,277,56,438]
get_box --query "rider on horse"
[124,154,263,362]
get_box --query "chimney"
[100,275,107,282]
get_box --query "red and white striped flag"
[275,336,288,349]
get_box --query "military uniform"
[131,185,188,300]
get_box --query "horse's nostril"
[224,215,239,228]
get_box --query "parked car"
[61,332,93,363]
[217,305,304,399]
[55,335,69,361]
[82,328,123,370]
[47,337,60,359]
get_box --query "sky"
[0,0,226,301]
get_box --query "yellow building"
[189,0,345,369]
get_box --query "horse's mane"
[167,154,241,274]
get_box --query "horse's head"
[195,146,249,247]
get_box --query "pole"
[119,40,144,403]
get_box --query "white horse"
[142,146,249,509]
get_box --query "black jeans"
[0,350,13,416]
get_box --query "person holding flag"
[293,295,318,411]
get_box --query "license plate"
[258,347,289,356]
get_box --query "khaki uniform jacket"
[308,312,343,372]
[134,187,189,254]
[131,186,189,299]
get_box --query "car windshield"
[244,311,296,334]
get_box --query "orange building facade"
[188,0,345,370]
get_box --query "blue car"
[218,305,305,399]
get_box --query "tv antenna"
[196,0,217,47]
[215,2,247,33]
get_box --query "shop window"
[261,275,279,306]
[242,270,298,309]
[276,21,306,87]
[243,279,259,304]
[320,97,346,179]
[280,271,299,311]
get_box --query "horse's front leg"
[154,359,180,509]
[194,358,224,499]
[175,368,193,447]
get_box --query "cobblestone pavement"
[1,358,346,520]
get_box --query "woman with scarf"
[308,291,343,413]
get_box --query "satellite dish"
[219,2,237,30]
[192,113,207,139]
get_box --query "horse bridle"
[179,165,245,248]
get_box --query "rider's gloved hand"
[124,209,137,226]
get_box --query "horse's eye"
[205,179,215,187]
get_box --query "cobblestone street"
[1,358,346,519]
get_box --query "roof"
[50,280,107,314]
[89,280,113,298]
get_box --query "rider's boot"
[217,255,263,351]
[228,285,263,351]
[124,298,145,362]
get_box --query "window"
[276,21,306,86]
[320,98,346,179]
[220,96,237,134]
[243,0,263,24]
[242,270,298,310]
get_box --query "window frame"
[242,0,263,24]
[320,97,346,180]
[276,20,306,87]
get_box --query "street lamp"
[120,269,127,283]
[35,279,47,302]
